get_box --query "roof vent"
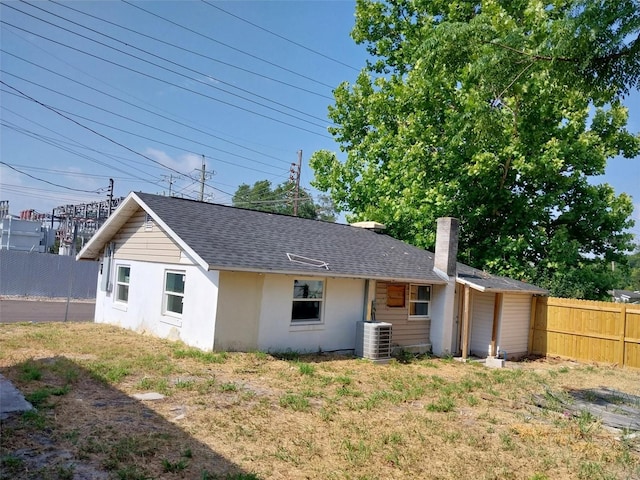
[350,221,386,233]
[286,253,329,270]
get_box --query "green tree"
[625,245,640,290]
[232,180,334,221]
[311,0,640,299]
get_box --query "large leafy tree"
[626,245,640,290]
[311,0,640,299]
[232,180,336,221]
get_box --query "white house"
[77,192,547,358]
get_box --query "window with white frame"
[291,279,324,323]
[116,265,131,303]
[409,284,431,318]
[164,271,185,315]
[115,265,130,303]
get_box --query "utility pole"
[196,155,215,202]
[290,150,302,216]
[199,155,206,202]
[107,178,114,215]
[161,174,174,196]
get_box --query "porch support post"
[461,284,471,360]
[490,293,503,357]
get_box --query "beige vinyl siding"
[113,209,182,263]
[498,294,531,358]
[375,281,430,347]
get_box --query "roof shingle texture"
[135,193,546,293]
[137,193,441,281]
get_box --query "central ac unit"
[355,321,392,361]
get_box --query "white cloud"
[144,148,204,174]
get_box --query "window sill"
[408,316,430,322]
[289,322,325,332]
[161,312,183,327]
[112,302,128,312]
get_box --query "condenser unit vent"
[355,321,392,360]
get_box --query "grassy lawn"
[1,322,639,480]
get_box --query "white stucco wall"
[95,258,219,351]
[256,275,365,353]
[429,282,457,356]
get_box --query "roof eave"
[456,277,547,295]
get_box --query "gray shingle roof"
[457,264,547,294]
[135,192,444,283]
[80,192,547,293]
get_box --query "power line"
[0,80,235,198]
[4,163,144,182]
[121,0,337,90]
[15,1,331,126]
[1,105,168,181]
[0,183,104,203]
[0,161,104,193]
[3,50,290,164]
[1,8,331,134]
[2,25,296,158]
[2,70,290,173]
[0,21,331,139]
[202,1,359,72]
[1,118,159,183]
[49,0,334,101]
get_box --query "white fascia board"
[132,192,209,271]
[456,277,486,292]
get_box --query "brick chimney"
[434,217,459,277]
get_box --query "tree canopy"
[232,180,336,222]
[626,245,640,290]
[311,0,640,299]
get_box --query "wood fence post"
[619,304,627,367]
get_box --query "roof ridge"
[135,191,346,227]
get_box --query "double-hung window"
[115,265,130,303]
[291,279,324,323]
[164,271,185,315]
[409,284,431,318]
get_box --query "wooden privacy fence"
[529,297,640,368]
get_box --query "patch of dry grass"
[1,322,639,479]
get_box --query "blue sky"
[1,1,639,237]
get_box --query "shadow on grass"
[0,356,260,480]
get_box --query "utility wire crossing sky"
[0,1,638,236]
